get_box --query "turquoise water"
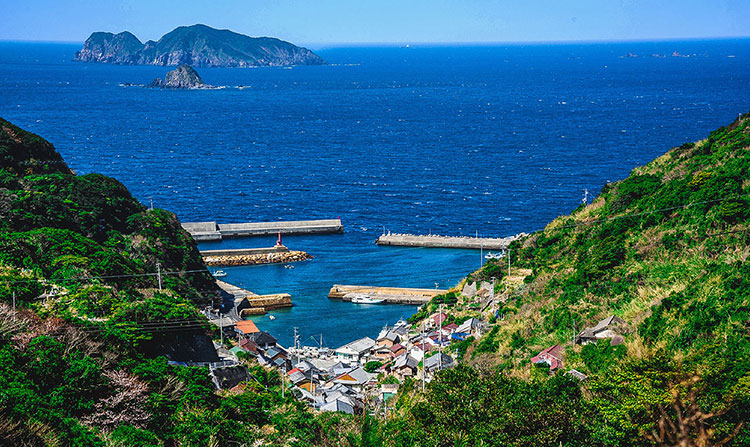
[2,39,749,347]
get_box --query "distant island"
[74,24,325,67]
[149,64,210,89]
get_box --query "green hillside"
[1,113,749,447]
[396,112,750,447]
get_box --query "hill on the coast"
[402,112,750,446]
[1,112,749,446]
[0,118,368,446]
[74,24,326,67]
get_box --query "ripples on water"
[1,40,749,346]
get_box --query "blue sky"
[2,0,748,45]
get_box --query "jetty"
[201,245,312,266]
[215,280,292,317]
[182,219,343,241]
[328,285,448,305]
[376,232,527,250]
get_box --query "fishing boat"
[212,270,227,278]
[347,293,386,304]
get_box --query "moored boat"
[346,293,386,304]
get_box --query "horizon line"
[2,35,749,48]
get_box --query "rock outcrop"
[149,64,208,89]
[75,24,325,67]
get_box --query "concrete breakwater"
[183,219,344,241]
[376,232,527,250]
[201,246,312,266]
[215,280,293,317]
[328,284,447,305]
[239,294,293,316]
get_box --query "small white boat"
[484,251,506,260]
[212,270,227,278]
[347,293,386,304]
[269,315,276,320]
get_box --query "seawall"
[328,285,447,305]
[201,245,312,266]
[376,232,527,250]
[183,219,344,241]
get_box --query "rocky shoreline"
[203,250,312,266]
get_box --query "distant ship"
[212,270,227,277]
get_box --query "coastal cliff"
[74,24,325,67]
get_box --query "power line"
[1,268,211,286]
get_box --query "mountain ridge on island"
[74,24,325,67]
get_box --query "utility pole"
[282,365,286,398]
[507,249,511,279]
[491,277,495,303]
[480,243,483,268]
[12,291,16,321]
[293,327,300,366]
[219,314,223,347]
[156,263,162,291]
[421,325,426,393]
[438,303,443,372]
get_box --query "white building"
[334,337,376,364]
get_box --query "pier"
[215,280,292,317]
[328,285,448,305]
[376,232,527,250]
[201,245,312,266]
[183,219,344,241]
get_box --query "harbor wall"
[328,284,447,305]
[376,232,527,250]
[202,246,312,266]
[182,219,343,241]
[215,280,292,316]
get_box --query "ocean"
[1,39,749,348]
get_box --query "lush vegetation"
[2,112,750,446]
[398,112,750,446]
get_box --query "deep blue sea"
[1,39,749,348]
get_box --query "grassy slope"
[472,112,750,376]
[390,113,750,447]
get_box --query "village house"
[575,315,628,345]
[380,383,399,403]
[245,331,277,349]
[455,317,485,337]
[389,343,406,358]
[440,322,459,336]
[288,368,313,391]
[235,320,260,336]
[408,344,425,361]
[321,397,355,415]
[424,352,454,374]
[392,354,419,380]
[335,337,376,364]
[430,312,448,328]
[531,344,565,371]
[332,366,374,393]
[376,328,402,348]
[373,345,393,362]
[238,338,261,355]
